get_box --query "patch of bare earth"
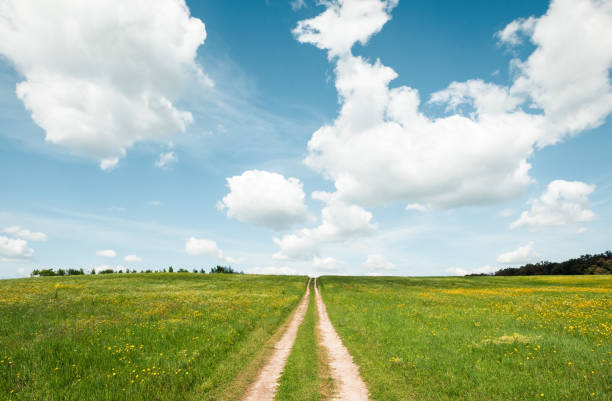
[243,278,311,401]
[314,278,370,401]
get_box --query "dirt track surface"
[243,278,311,401]
[315,278,370,401]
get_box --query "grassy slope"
[0,273,307,401]
[318,275,612,401]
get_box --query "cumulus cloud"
[273,192,376,260]
[313,256,345,272]
[294,0,612,210]
[293,0,398,57]
[217,170,311,231]
[0,236,34,261]
[155,151,178,169]
[185,237,237,264]
[0,0,208,169]
[446,265,497,276]
[3,226,48,241]
[362,254,396,272]
[124,254,143,263]
[246,266,297,275]
[96,249,117,258]
[511,180,596,229]
[496,242,539,264]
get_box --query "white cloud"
[0,0,208,169]
[495,16,536,46]
[149,201,162,206]
[362,254,396,272]
[124,254,143,263]
[496,242,539,264]
[313,256,345,272]
[96,249,117,258]
[499,208,514,218]
[0,236,34,261]
[506,0,612,145]
[3,226,48,241]
[291,0,306,11]
[293,0,398,57]
[217,170,311,231]
[185,237,237,264]
[405,203,429,212]
[155,151,178,169]
[92,265,127,273]
[446,265,497,276]
[273,192,376,260]
[246,266,297,275]
[511,180,596,229]
[294,0,612,211]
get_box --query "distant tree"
[494,251,612,276]
[99,269,114,274]
[168,266,174,273]
[210,265,239,274]
[199,268,206,274]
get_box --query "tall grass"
[0,273,307,401]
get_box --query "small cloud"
[246,266,297,275]
[363,254,396,272]
[3,226,48,241]
[124,254,143,263]
[148,201,162,206]
[291,0,306,11]
[499,208,514,218]
[185,237,237,264]
[511,180,596,229]
[100,157,119,171]
[96,249,117,258]
[0,235,34,261]
[577,227,587,234]
[405,203,429,212]
[496,242,538,264]
[155,151,178,169]
[446,265,497,276]
[313,256,345,272]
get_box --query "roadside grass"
[275,279,318,400]
[275,279,333,401]
[318,275,612,401]
[0,273,307,401]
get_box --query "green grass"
[275,279,324,401]
[0,273,308,401]
[318,275,612,401]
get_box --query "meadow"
[0,273,307,401]
[318,275,612,401]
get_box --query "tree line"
[31,265,242,277]
[492,251,612,276]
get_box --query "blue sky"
[1,0,611,278]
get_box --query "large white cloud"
[273,191,376,260]
[0,0,207,169]
[511,180,596,229]
[217,170,311,231]
[185,237,237,264]
[3,226,48,242]
[295,0,612,210]
[0,235,34,261]
[496,242,539,264]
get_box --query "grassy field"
[318,275,612,401]
[0,273,307,401]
